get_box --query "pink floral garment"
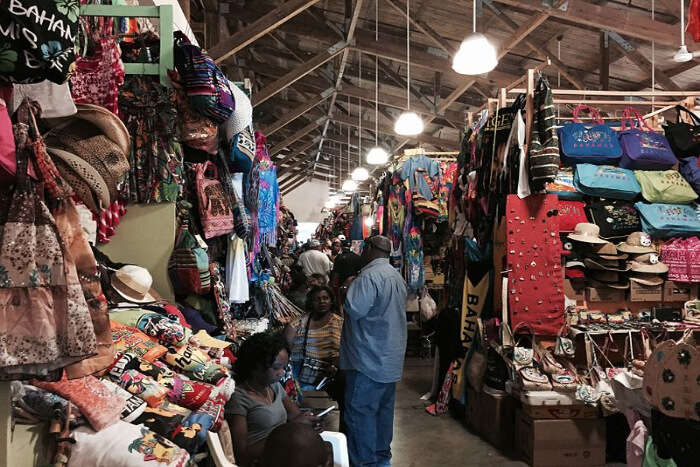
[70,37,125,115]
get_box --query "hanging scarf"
[405,226,424,293]
[257,163,279,247]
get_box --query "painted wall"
[283,180,329,223]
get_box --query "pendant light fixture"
[394,0,423,136]
[352,52,370,181]
[674,0,694,62]
[342,125,358,192]
[452,0,498,75]
[367,0,389,165]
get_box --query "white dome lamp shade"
[453,0,499,75]
[366,146,389,165]
[394,0,424,136]
[342,179,358,193]
[352,166,370,181]
[452,33,498,75]
[394,111,424,136]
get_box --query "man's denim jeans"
[343,370,396,467]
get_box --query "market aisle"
[390,358,526,467]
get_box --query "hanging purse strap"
[621,107,653,132]
[675,105,700,125]
[300,314,313,363]
[572,105,604,124]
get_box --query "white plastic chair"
[320,431,350,467]
[206,431,237,467]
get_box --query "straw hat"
[72,103,130,156]
[589,270,630,289]
[111,265,158,304]
[584,257,631,272]
[52,157,101,214]
[628,253,668,274]
[223,81,252,141]
[47,147,110,209]
[628,273,664,286]
[568,223,609,244]
[617,232,656,254]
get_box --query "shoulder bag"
[466,319,488,392]
[559,105,622,165]
[585,199,642,240]
[635,202,700,238]
[195,161,234,239]
[298,316,334,387]
[168,226,211,295]
[634,170,698,204]
[557,200,588,233]
[173,32,235,123]
[574,163,642,200]
[678,156,700,195]
[663,105,700,159]
[619,107,677,170]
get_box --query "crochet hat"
[48,147,110,212]
[223,81,252,141]
[52,156,102,214]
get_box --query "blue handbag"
[619,107,678,170]
[574,164,641,200]
[679,157,700,195]
[559,105,622,165]
[635,202,700,238]
[228,126,255,173]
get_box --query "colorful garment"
[289,314,343,389]
[437,162,457,222]
[405,226,424,292]
[118,76,184,203]
[70,37,125,115]
[257,163,280,247]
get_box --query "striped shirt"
[289,314,343,364]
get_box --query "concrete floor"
[390,358,527,467]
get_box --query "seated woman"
[226,331,317,467]
[284,286,343,392]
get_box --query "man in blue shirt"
[340,235,407,467]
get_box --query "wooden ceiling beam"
[316,0,366,163]
[280,173,305,190]
[491,0,681,47]
[438,11,550,114]
[384,0,456,56]
[253,41,347,107]
[269,117,326,156]
[277,137,323,175]
[605,31,681,91]
[282,177,308,195]
[631,60,700,89]
[261,89,334,136]
[211,0,321,63]
[482,0,586,90]
[331,113,458,150]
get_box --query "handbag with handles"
[554,325,576,358]
[635,169,699,204]
[466,319,488,392]
[635,202,700,238]
[195,161,234,239]
[663,105,700,159]
[619,107,678,170]
[297,316,334,387]
[559,105,623,165]
[574,163,642,200]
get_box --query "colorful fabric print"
[257,164,280,247]
[110,308,193,347]
[113,369,168,408]
[70,37,125,115]
[405,227,424,292]
[110,321,168,362]
[163,345,227,385]
[118,76,184,203]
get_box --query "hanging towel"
[227,235,250,304]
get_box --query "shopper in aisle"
[341,235,408,467]
[330,238,363,309]
[284,285,343,392]
[226,331,319,467]
[331,237,343,261]
[298,239,334,280]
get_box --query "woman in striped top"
[284,285,343,391]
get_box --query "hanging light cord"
[375,0,379,145]
[472,0,476,33]
[359,50,362,168]
[681,0,686,48]
[406,0,410,111]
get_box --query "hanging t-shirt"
[400,154,441,200]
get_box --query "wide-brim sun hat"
[568,223,609,245]
[584,257,631,272]
[223,81,253,141]
[72,103,130,156]
[589,277,630,290]
[628,253,669,274]
[617,232,656,254]
[52,157,102,214]
[111,265,158,304]
[628,273,664,286]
